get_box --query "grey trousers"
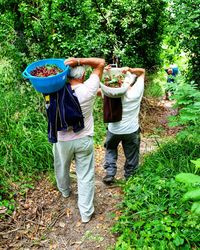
[53,136,94,222]
[104,129,141,179]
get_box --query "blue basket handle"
[22,70,30,79]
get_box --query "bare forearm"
[64,57,105,80]
[78,58,105,69]
[129,68,145,76]
[64,57,105,68]
[81,58,105,79]
[121,67,145,76]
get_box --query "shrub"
[113,135,200,249]
[1,0,167,69]
[0,58,53,212]
[165,0,200,87]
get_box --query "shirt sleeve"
[84,74,100,96]
[126,77,144,99]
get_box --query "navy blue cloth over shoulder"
[44,83,84,143]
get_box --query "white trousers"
[53,136,95,221]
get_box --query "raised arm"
[64,57,105,80]
[122,67,145,78]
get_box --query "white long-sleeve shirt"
[108,76,144,134]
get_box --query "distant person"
[52,57,105,223]
[108,55,121,68]
[164,65,179,100]
[101,66,145,184]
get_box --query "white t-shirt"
[108,76,144,134]
[57,74,100,141]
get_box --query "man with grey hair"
[53,57,105,223]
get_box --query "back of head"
[69,66,85,79]
[167,68,173,75]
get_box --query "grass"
[144,70,166,98]
[94,97,107,145]
[0,58,54,214]
[112,135,200,249]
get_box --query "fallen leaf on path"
[98,215,105,221]
[59,222,65,228]
[23,203,31,209]
[50,244,58,249]
[65,208,71,217]
[76,221,82,227]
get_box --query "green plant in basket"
[103,74,125,88]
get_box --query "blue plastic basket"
[22,58,70,94]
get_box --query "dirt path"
[0,99,180,250]
[0,139,157,250]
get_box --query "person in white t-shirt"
[53,57,105,223]
[103,67,145,184]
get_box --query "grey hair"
[69,66,85,79]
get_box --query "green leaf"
[173,236,184,247]
[191,201,200,215]
[191,158,200,169]
[183,189,200,201]
[175,173,200,184]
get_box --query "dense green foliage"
[91,0,167,67]
[0,0,199,248]
[93,97,107,145]
[170,80,200,125]
[144,71,165,97]
[0,59,52,212]
[168,76,200,145]
[0,0,166,68]
[176,159,200,216]
[164,0,200,87]
[113,136,200,249]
